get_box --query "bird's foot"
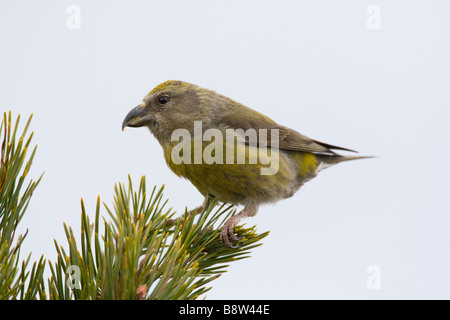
[220,211,248,248]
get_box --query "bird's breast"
[160,139,321,205]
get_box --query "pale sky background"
[1,0,449,299]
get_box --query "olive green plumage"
[122,80,370,247]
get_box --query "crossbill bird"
[122,80,371,247]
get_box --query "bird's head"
[122,80,204,142]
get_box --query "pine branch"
[0,111,44,300]
[48,175,269,300]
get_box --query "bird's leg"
[166,196,215,225]
[220,201,259,248]
[166,205,204,225]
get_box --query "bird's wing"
[219,106,357,155]
[270,125,357,155]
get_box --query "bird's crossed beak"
[122,105,151,131]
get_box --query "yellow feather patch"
[299,153,317,176]
[149,80,181,95]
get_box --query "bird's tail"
[316,154,375,171]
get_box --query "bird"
[122,80,371,248]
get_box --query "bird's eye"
[158,96,169,104]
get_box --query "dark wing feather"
[268,125,357,155]
[218,101,357,155]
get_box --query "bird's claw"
[220,216,242,248]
